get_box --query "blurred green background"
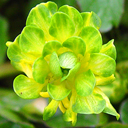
[0,0,128,128]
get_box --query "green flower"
[6,1,119,125]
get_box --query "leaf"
[89,53,116,77]
[100,39,116,60]
[81,11,101,29]
[75,70,96,96]
[72,90,106,114]
[79,26,102,53]
[42,40,62,57]
[49,52,63,78]
[13,75,44,99]
[59,52,78,69]
[26,1,57,40]
[63,36,86,56]
[0,16,8,64]
[32,57,49,84]
[103,122,128,128]
[120,99,128,124]
[47,83,71,101]
[59,5,83,34]
[49,12,75,42]
[77,0,124,32]
[20,25,45,55]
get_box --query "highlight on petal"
[13,75,44,99]
[47,83,71,101]
[49,12,75,42]
[63,36,86,56]
[94,87,120,120]
[72,90,106,114]
[79,26,102,53]
[59,5,83,34]
[100,39,116,60]
[81,11,101,29]
[43,100,59,120]
[75,69,96,96]
[42,40,62,57]
[89,53,116,77]
[59,52,78,69]
[20,25,45,55]
[49,52,62,78]
[32,57,49,84]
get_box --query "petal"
[47,83,71,101]
[79,26,102,53]
[100,39,116,60]
[32,57,49,84]
[49,52,63,78]
[59,5,83,34]
[75,69,96,96]
[81,11,101,29]
[59,52,78,69]
[20,25,45,55]
[42,40,62,57]
[49,12,75,42]
[72,90,106,114]
[89,53,116,77]
[13,75,44,99]
[63,36,86,56]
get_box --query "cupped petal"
[59,52,78,69]
[81,11,101,29]
[49,12,75,42]
[100,39,116,60]
[49,52,63,78]
[47,83,71,101]
[26,1,57,40]
[20,25,45,55]
[42,40,62,57]
[79,26,102,53]
[63,36,86,56]
[89,53,116,77]
[72,90,106,114]
[13,75,44,99]
[75,69,96,96]
[59,5,83,34]
[32,57,49,84]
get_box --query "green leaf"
[63,36,86,56]
[79,26,102,53]
[59,52,78,69]
[94,87,120,119]
[42,40,62,57]
[13,75,44,99]
[100,39,116,60]
[26,1,57,40]
[89,53,116,77]
[43,100,59,120]
[49,12,75,42]
[59,5,83,34]
[120,99,128,124]
[78,0,124,32]
[75,70,96,96]
[49,52,63,78]
[81,12,101,29]
[0,16,8,64]
[32,57,49,84]
[102,122,128,128]
[47,83,71,101]
[61,62,81,82]
[20,25,45,55]
[72,90,106,114]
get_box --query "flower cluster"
[7,1,119,125]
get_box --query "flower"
[6,1,119,125]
